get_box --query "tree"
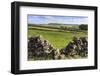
[79,24,88,30]
[60,26,67,30]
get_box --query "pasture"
[28,25,87,49]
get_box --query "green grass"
[28,26,87,49]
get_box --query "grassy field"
[28,25,87,49]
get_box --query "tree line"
[60,24,88,31]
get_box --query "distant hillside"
[28,23,80,26]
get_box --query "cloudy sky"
[28,15,88,25]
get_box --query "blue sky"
[28,15,88,25]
